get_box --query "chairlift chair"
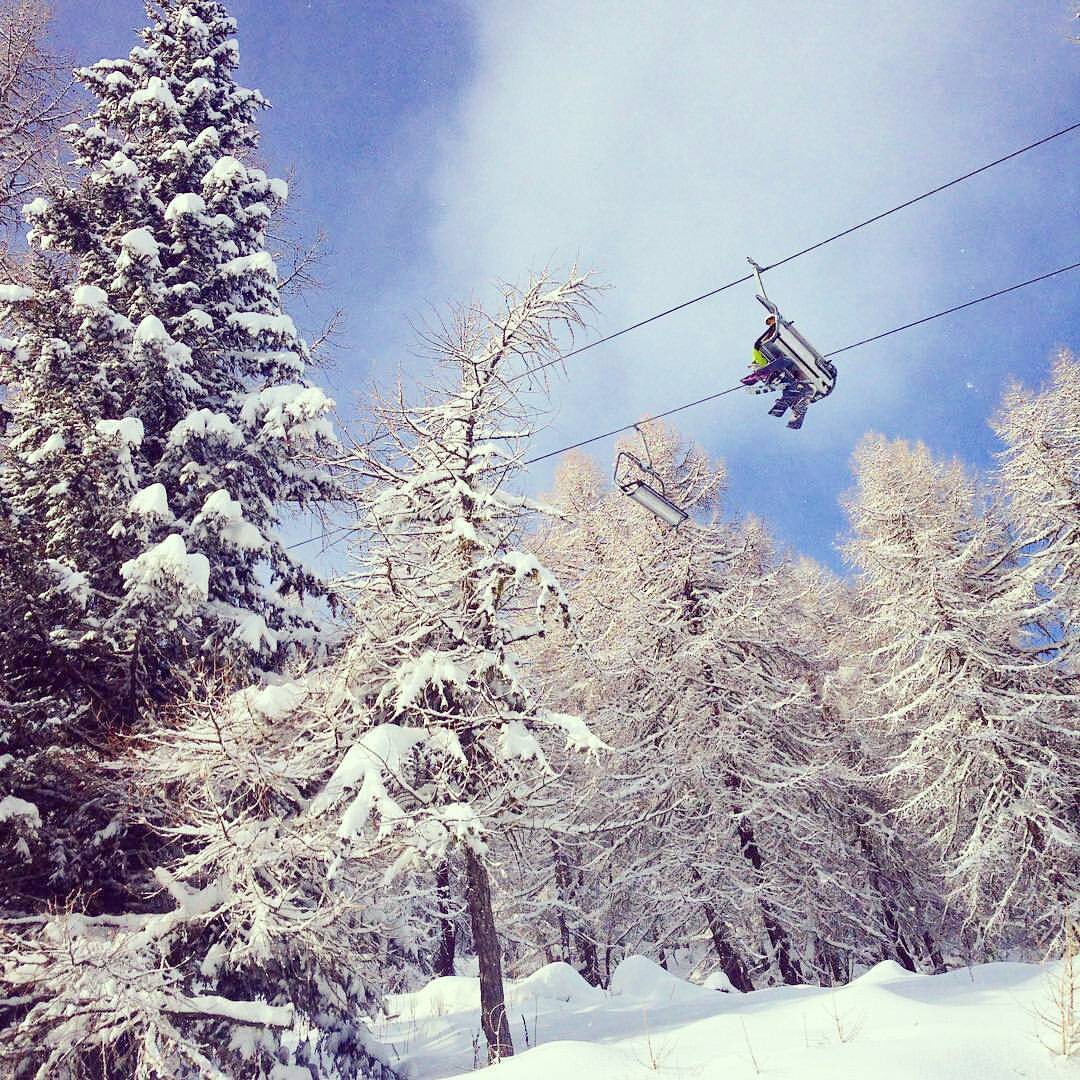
[613,448,688,528]
[748,259,837,402]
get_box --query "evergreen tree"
[0,673,404,1078]
[318,274,601,1062]
[1,0,336,707]
[0,0,337,901]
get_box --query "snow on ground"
[373,957,1075,1080]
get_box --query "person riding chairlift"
[742,313,814,430]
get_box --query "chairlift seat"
[756,295,836,401]
[614,448,688,528]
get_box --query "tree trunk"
[551,838,603,985]
[464,845,514,1062]
[574,915,602,987]
[703,901,756,991]
[735,816,803,985]
[551,839,573,963]
[433,859,457,978]
[923,931,947,974]
[690,866,755,992]
[880,899,917,972]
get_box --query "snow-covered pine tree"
[1,0,336,703]
[316,273,603,1062]
[842,433,1079,953]
[0,1,337,901]
[993,349,1080,661]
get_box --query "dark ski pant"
[743,356,813,429]
[768,381,812,429]
[743,355,792,385]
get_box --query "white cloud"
[413,0,1078,559]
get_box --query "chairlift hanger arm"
[748,257,782,321]
[747,257,768,303]
[613,449,644,492]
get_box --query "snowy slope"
[374,957,1076,1079]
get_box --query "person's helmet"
[764,312,777,323]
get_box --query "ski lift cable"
[286,124,1078,553]
[520,259,1080,467]
[823,262,1080,357]
[287,258,1078,553]
[287,257,1080,552]
[288,259,1078,551]
[523,385,746,467]
[509,120,1080,386]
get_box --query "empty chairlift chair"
[614,448,688,528]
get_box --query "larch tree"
[500,451,643,985]
[0,0,78,889]
[0,0,75,254]
[993,349,1080,662]
[802,556,949,974]
[534,429,877,989]
[842,433,1079,953]
[317,274,603,1062]
[530,433,751,985]
[533,424,959,989]
[0,0,337,903]
[665,512,893,987]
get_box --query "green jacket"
[752,325,777,367]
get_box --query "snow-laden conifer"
[0,0,338,903]
[0,673,402,1079]
[316,273,602,1062]
[0,670,404,1076]
[842,433,1079,952]
[993,349,1080,660]
[0,0,336,715]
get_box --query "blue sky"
[51,1,1078,572]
